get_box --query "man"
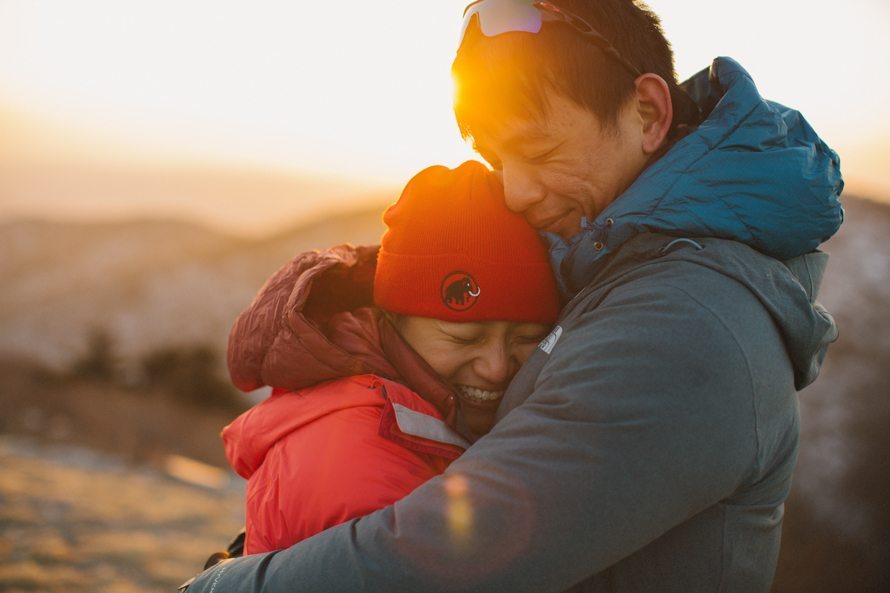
[183,1,843,591]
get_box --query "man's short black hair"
[452,0,678,145]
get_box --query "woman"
[222,160,560,554]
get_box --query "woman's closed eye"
[510,323,552,345]
[444,332,482,345]
[514,332,547,345]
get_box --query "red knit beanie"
[374,161,560,324]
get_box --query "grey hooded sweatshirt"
[182,58,842,592]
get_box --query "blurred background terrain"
[1,1,887,591]
[0,194,887,592]
[0,205,387,593]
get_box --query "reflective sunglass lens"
[460,0,542,45]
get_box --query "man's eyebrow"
[472,121,550,158]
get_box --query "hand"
[177,528,244,591]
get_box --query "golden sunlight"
[0,0,885,233]
[0,1,477,184]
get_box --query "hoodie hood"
[226,244,458,423]
[551,57,844,297]
[570,232,838,391]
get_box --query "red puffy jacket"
[223,374,466,554]
[224,245,469,554]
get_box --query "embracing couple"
[183,1,843,592]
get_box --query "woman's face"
[394,316,551,436]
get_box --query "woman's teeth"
[457,385,504,402]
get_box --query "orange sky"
[0,1,886,235]
[0,104,394,236]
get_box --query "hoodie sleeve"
[184,277,778,593]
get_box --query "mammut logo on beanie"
[440,272,480,312]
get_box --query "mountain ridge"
[2,195,885,368]
[0,203,388,367]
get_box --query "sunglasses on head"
[460,0,642,79]
[459,0,703,126]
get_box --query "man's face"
[471,90,651,239]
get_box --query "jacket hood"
[227,244,458,423]
[576,233,838,391]
[551,57,844,297]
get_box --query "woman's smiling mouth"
[456,384,505,404]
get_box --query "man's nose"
[474,343,519,387]
[501,166,545,214]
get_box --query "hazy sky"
[0,0,886,231]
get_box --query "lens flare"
[444,474,473,541]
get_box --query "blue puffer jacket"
[182,58,843,593]
[552,56,843,295]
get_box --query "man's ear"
[633,74,673,155]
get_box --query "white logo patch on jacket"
[538,325,563,355]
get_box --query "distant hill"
[0,206,386,368]
[2,195,884,371]
[770,195,890,592]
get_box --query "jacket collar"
[547,57,844,297]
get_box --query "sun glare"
[0,0,885,228]
[0,1,478,184]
